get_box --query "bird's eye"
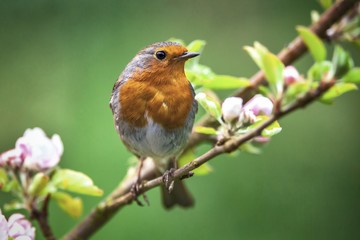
[155,51,166,60]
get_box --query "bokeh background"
[1,0,359,239]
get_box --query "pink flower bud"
[11,127,64,171]
[0,149,23,168]
[243,94,273,116]
[0,210,8,240]
[283,66,301,85]
[221,97,243,123]
[7,213,35,240]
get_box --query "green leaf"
[186,40,206,54]
[51,169,103,196]
[286,82,309,97]
[342,67,360,83]
[307,61,333,82]
[0,168,8,189]
[258,85,272,98]
[194,126,217,135]
[52,192,83,218]
[239,142,262,154]
[320,82,358,103]
[28,172,49,197]
[186,40,206,68]
[178,150,212,176]
[202,75,250,89]
[0,169,20,192]
[195,92,222,122]
[244,42,269,69]
[297,26,326,62]
[262,52,285,94]
[319,0,333,9]
[185,64,215,86]
[4,201,24,211]
[247,116,282,137]
[262,120,282,137]
[332,45,354,78]
[244,42,284,96]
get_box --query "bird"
[110,41,199,208]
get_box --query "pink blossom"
[0,128,63,171]
[283,65,301,85]
[0,149,23,168]
[243,94,273,116]
[0,210,8,240]
[221,97,243,124]
[7,213,35,240]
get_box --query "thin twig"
[31,194,55,240]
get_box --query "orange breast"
[119,69,193,129]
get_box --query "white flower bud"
[221,97,243,124]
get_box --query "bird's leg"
[130,157,149,206]
[162,157,177,193]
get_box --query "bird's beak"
[177,52,200,60]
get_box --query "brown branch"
[63,1,356,239]
[31,194,55,240]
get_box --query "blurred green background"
[1,0,359,239]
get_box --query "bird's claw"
[162,168,176,193]
[130,181,150,207]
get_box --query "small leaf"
[262,52,285,95]
[332,45,354,78]
[0,169,20,192]
[342,67,360,83]
[307,61,334,82]
[319,0,333,9]
[244,46,263,69]
[186,64,215,86]
[0,168,8,189]
[186,40,206,68]
[194,126,217,135]
[202,75,250,89]
[262,120,282,137]
[239,142,262,154]
[178,150,212,176]
[247,116,282,137]
[186,40,206,54]
[320,82,358,103]
[51,169,103,196]
[284,81,310,105]
[4,201,24,211]
[52,192,83,218]
[297,26,326,62]
[195,92,222,122]
[258,85,272,98]
[28,172,49,197]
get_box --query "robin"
[110,41,199,208]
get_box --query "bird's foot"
[130,181,150,207]
[162,168,176,193]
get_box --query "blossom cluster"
[222,94,274,126]
[0,128,63,171]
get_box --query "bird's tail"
[161,180,194,209]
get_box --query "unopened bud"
[283,66,301,85]
[221,97,243,124]
[243,94,273,116]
